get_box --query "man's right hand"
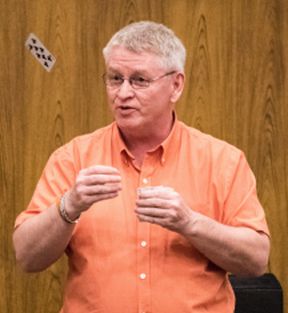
[65,165,122,219]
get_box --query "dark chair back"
[229,273,283,313]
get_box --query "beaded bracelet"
[58,193,80,224]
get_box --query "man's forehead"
[105,46,163,73]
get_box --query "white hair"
[103,21,186,71]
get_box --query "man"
[13,21,270,313]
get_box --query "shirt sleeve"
[222,151,270,236]
[14,143,78,228]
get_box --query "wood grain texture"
[0,0,287,312]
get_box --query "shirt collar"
[111,112,181,166]
[158,112,181,165]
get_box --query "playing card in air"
[25,33,56,72]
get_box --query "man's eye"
[131,76,150,88]
[109,75,123,82]
[132,76,147,83]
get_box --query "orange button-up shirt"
[15,119,269,313]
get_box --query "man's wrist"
[180,211,201,238]
[58,193,80,224]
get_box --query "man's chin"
[116,118,145,134]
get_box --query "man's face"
[104,46,184,136]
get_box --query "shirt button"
[139,273,146,280]
[140,240,147,247]
[142,178,148,184]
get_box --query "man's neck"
[119,115,174,167]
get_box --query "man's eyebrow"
[131,70,150,76]
[106,68,121,74]
[107,67,150,76]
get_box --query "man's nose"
[116,79,135,98]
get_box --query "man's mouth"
[116,106,138,116]
[118,105,136,111]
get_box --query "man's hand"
[65,165,122,218]
[135,185,270,277]
[135,186,193,234]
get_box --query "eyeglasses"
[102,71,176,89]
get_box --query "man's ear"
[170,72,185,103]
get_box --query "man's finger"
[80,165,121,176]
[84,183,122,195]
[79,174,121,185]
[135,207,171,218]
[136,198,171,209]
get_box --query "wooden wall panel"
[1,1,25,312]
[0,0,287,312]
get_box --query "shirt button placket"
[138,175,151,313]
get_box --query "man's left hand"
[135,186,194,234]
